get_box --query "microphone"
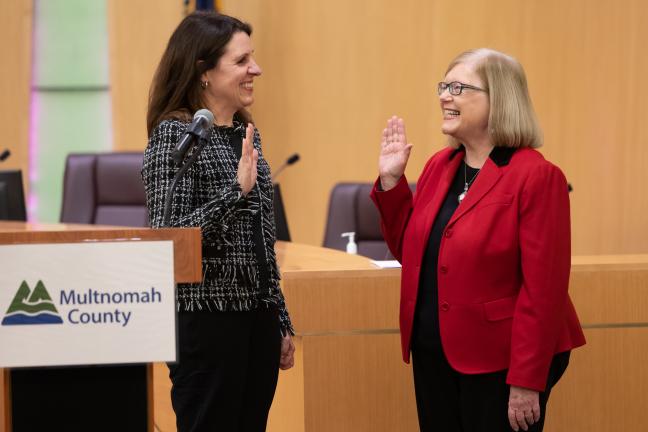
[272,153,300,181]
[0,149,10,163]
[171,109,214,167]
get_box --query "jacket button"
[439,265,448,274]
[440,302,450,312]
[444,229,453,238]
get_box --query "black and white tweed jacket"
[142,119,293,335]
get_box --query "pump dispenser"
[341,232,357,254]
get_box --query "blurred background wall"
[2,0,647,255]
[0,0,32,203]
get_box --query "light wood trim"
[572,254,648,272]
[1,369,10,432]
[147,364,154,432]
[0,222,202,284]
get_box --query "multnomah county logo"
[2,280,64,325]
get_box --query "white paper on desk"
[370,260,402,268]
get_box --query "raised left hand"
[279,333,295,370]
[237,123,258,196]
[508,385,540,431]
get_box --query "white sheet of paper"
[370,260,402,269]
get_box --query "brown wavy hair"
[147,12,252,135]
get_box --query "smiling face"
[439,62,491,147]
[201,31,261,124]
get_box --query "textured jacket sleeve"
[275,291,294,336]
[506,162,571,391]
[142,120,253,244]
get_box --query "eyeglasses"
[437,81,487,96]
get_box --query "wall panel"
[109,0,648,253]
[108,0,185,152]
[0,0,32,190]
[221,0,648,254]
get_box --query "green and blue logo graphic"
[2,280,64,325]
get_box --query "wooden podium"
[0,221,202,432]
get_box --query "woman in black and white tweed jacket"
[142,12,294,432]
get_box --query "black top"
[411,160,480,352]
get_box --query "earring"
[200,80,209,89]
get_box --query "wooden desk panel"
[269,244,413,431]
[546,328,648,431]
[150,249,648,432]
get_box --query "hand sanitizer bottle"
[341,232,357,254]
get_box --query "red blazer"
[371,146,586,391]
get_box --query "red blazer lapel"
[448,158,503,226]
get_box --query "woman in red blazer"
[371,49,585,432]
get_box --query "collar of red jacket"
[450,145,516,167]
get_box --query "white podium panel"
[0,241,176,367]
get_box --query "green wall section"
[32,0,111,223]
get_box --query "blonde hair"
[446,48,542,148]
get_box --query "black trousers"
[412,346,570,432]
[168,306,282,432]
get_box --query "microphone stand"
[162,129,210,227]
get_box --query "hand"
[279,334,295,370]
[508,385,541,431]
[379,116,413,191]
[237,123,258,196]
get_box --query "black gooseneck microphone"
[271,153,300,181]
[0,149,10,163]
[171,109,214,167]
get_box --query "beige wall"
[108,0,185,152]
[109,0,648,255]
[0,0,32,188]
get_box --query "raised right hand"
[379,116,412,191]
[237,123,258,196]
